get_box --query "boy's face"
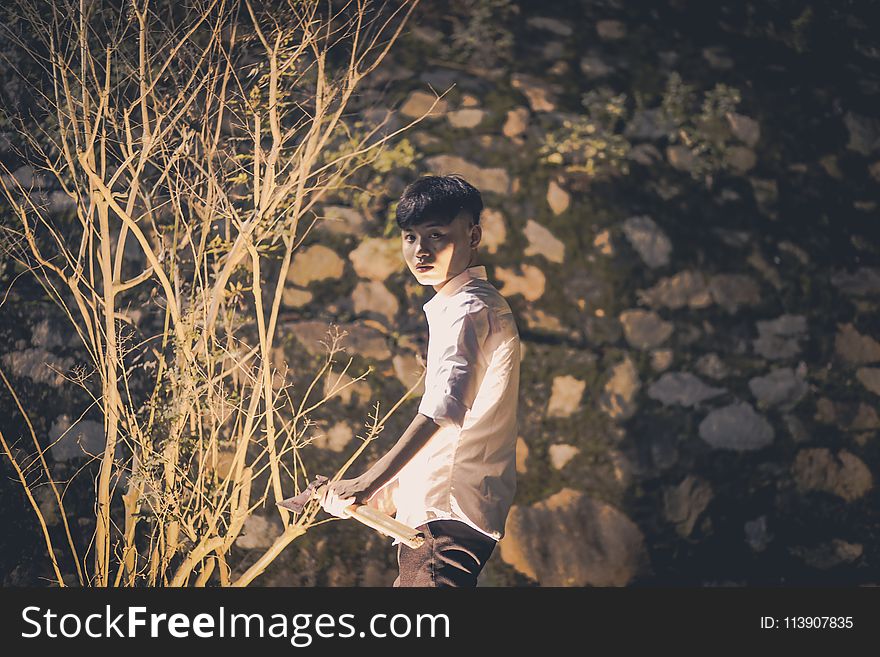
[401,211,482,292]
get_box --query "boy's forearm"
[359,413,441,494]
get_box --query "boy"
[320,175,521,587]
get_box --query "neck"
[434,256,479,293]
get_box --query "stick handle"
[312,484,424,549]
[343,505,425,549]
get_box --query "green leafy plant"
[539,87,632,178]
[660,71,745,182]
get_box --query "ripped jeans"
[392,519,497,587]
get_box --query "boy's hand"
[319,477,374,519]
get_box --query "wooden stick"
[342,505,425,549]
[277,484,425,549]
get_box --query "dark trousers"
[392,519,497,587]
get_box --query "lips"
[415,264,433,272]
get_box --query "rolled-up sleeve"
[418,302,490,429]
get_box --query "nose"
[414,237,432,259]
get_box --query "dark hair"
[395,175,483,230]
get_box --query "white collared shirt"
[368,265,521,545]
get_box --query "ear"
[470,223,482,248]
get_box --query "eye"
[430,232,443,239]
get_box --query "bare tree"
[0,0,439,586]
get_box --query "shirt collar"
[422,265,487,314]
